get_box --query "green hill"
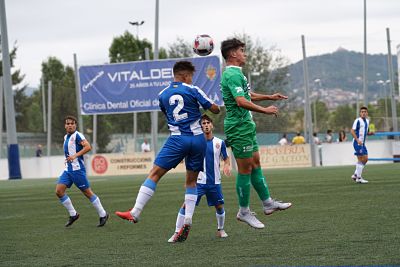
[288,48,398,94]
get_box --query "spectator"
[313,133,321,145]
[292,132,305,145]
[141,139,151,152]
[325,130,333,143]
[387,127,394,140]
[369,122,376,134]
[36,144,43,157]
[278,133,289,146]
[338,130,347,142]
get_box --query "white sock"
[216,212,225,230]
[184,194,197,225]
[131,185,155,219]
[355,162,364,177]
[239,207,250,214]
[175,212,185,233]
[90,195,107,217]
[60,195,77,216]
[262,197,273,206]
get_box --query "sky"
[4,0,400,88]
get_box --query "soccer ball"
[193,34,214,56]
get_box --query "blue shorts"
[58,169,90,191]
[196,184,224,206]
[353,142,368,156]
[155,134,206,172]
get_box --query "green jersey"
[220,66,252,125]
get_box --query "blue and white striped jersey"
[159,82,214,136]
[197,137,228,185]
[352,117,369,144]
[64,131,86,171]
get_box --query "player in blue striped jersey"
[56,115,109,227]
[168,114,231,242]
[116,61,220,242]
[350,106,370,184]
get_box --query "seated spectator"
[325,129,333,143]
[36,144,43,157]
[369,122,376,134]
[313,132,321,145]
[387,127,395,140]
[292,132,305,145]
[338,130,347,142]
[278,133,289,146]
[141,139,151,152]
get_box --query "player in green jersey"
[220,38,292,229]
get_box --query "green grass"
[1,164,400,266]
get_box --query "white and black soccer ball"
[193,34,214,56]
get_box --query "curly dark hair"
[201,114,213,123]
[64,115,77,124]
[220,38,245,60]
[173,61,195,75]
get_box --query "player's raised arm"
[194,86,220,114]
[235,96,278,116]
[208,103,220,114]
[250,91,288,101]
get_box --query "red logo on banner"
[92,155,108,174]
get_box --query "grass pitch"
[1,164,399,266]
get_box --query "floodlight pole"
[397,44,400,99]
[47,81,52,156]
[41,77,47,132]
[386,28,399,136]
[93,114,97,154]
[128,22,142,153]
[0,0,21,178]
[73,54,84,133]
[362,0,368,106]
[301,35,316,167]
[0,77,3,159]
[150,0,160,155]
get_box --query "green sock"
[236,173,251,207]
[251,167,270,201]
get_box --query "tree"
[0,44,29,132]
[329,104,356,132]
[109,31,168,62]
[312,100,330,132]
[109,31,153,63]
[167,37,193,58]
[41,57,80,150]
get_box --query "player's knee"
[242,166,253,174]
[215,205,224,214]
[185,180,197,187]
[55,189,64,198]
[252,159,261,167]
[83,189,94,199]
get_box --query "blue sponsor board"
[79,56,222,114]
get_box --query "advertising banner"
[258,144,312,168]
[89,153,155,176]
[79,56,222,114]
[88,153,186,176]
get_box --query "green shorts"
[224,120,259,159]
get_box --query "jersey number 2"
[169,95,188,121]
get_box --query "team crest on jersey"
[206,64,217,81]
[215,143,220,149]
[242,145,253,152]
[235,87,243,93]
